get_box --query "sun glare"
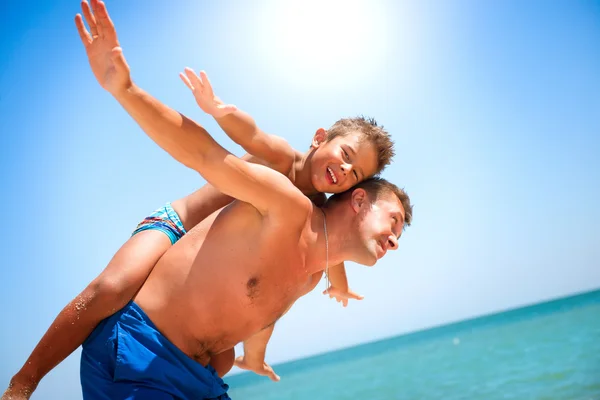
[263,0,389,86]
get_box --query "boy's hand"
[323,287,364,307]
[234,355,280,382]
[179,68,237,118]
[75,0,131,96]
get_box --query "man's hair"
[326,116,395,174]
[325,177,413,228]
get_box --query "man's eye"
[353,171,358,180]
[343,150,350,160]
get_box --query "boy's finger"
[185,67,204,90]
[179,73,194,91]
[199,70,214,96]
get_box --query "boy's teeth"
[327,167,337,184]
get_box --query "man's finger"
[96,0,118,41]
[269,370,281,382]
[264,365,280,382]
[110,47,130,74]
[75,14,92,46]
[89,0,104,38]
[81,0,98,38]
[179,73,194,91]
[233,356,246,369]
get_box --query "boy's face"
[310,129,379,193]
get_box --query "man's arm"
[233,325,279,382]
[180,69,295,174]
[172,154,283,230]
[234,271,325,381]
[115,86,303,215]
[4,2,289,392]
[77,0,307,216]
[3,153,284,399]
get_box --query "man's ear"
[350,188,367,213]
[311,128,327,148]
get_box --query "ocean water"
[226,290,600,399]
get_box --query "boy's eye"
[343,149,350,160]
[353,170,358,180]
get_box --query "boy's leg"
[5,204,184,397]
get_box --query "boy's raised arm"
[180,69,295,174]
[76,0,306,216]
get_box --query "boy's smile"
[312,132,379,193]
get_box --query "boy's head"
[309,116,395,193]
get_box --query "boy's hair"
[326,177,413,228]
[326,116,395,174]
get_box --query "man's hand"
[323,286,364,307]
[179,68,237,119]
[75,0,131,95]
[234,355,280,382]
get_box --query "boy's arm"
[180,69,295,174]
[324,263,364,307]
[78,1,306,216]
[114,84,305,215]
[307,192,364,306]
[6,4,295,395]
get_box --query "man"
[3,1,413,399]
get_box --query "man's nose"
[387,235,399,250]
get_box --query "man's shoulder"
[266,192,313,225]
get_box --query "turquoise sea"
[226,290,600,399]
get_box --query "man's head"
[308,116,395,193]
[325,177,413,266]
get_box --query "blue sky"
[1,0,599,398]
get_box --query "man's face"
[310,130,379,194]
[354,194,405,266]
